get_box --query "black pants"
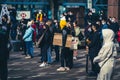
[0,59,8,80]
[21,40,27,55]
[41,44,49,62]
[54,46,60,62]
[90,58,100,74]
[61,47,73,69]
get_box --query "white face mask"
[88,27,92,32]
[88,22,91,25]
[102,21,105,25]
[111,19,115,22]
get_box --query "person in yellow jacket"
[59,14,67,30]
[36,11,43,22]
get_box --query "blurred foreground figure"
[0,14,11,80]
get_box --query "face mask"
[88,27,92,32]
[111,19,115,22]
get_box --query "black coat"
[62,27,71,47]
[0,23,10,60]
[37,24,53,47]
[88,31,101,59]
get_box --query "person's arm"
[93,47,111,63]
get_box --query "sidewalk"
[8,47,120,80]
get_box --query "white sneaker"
[25,56,31,59]
[39,62,46,67]
[73,56,77,60]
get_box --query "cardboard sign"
[53,33,62,46]
[65,35,72,48]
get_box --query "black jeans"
[90,58,100,74]
[41,44,49,62]
[61,47,73,69]
[0,59,8,80]
[54,46,60,62]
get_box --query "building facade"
[0,0,120,24]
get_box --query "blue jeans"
[25,41,34,57]
[47,46,52,63]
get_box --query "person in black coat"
[86,23,101,76]
[0,14,11,80]
[38,20,53,67]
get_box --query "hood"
[102,29,114,43]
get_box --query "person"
[31,19,37,43]
[109,17,119,34]
[86,23,101,76]
[0,14,11,80]
[38,20,53,67]
[72,21,82,60]
[99,18,108,44]
[17,19,27,55]
[23,21,34,59]
[53,20,61,62]
[93,29,117,80]
[117,29,120,51]
[57,22,73,71]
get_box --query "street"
[8,47,120,80]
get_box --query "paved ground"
[8,47,120,80]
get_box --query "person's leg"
[54,46,59,62]
[29,41,34,58]
[68,50,73,69]
[23,41,27,56]
[25,42,29,56]
[39,45,48,67]
[0,59,8,80]
[57,47,65,71]
[64,48,73,69]
[60,48,65,67]
[47,46,52,63]
[41,45,48,62]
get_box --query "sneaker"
[57,67,65,71]
[73,56,77,60]
[25,56,31,59]
[65,67,70,71]
[39,62,46,67]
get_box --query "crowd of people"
[0,9,120,80]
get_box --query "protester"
[57,22,73,71]
[23,21,34,59]
[0,14,11,80]
[94,29,117,80]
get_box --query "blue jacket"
[23,26,34,42]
